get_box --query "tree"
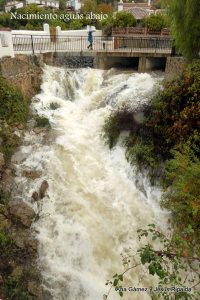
[104,225,200,300]
[97,3,112,14]
[113,11,136,28]
[81,0,97,14]
[165,0,200,60]
[59,0,66,10]
[0,0,6,11]
[142,13,169,32]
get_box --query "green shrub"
[161,145,200,254]
[69,19,83,30]
[35,116,51,128]
[113,12,136,28]
[0,76,29,124]
[4,278,29,300]
[49,102,60,110]
[142,14,169,31]
[103,108,134,148]
[0,232,11,249]
[0,124,21,161]
[103,60,200,250]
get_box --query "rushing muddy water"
[14,66,167,300]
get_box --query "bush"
[49,102,60,110]
[4,278,29,300]
[69,19,83,30]
[113,12,136,28]
[103,60,200,251]
[161,145,200,254]
[0,76,29,124]
[0,124,21,161]
[35,116,51,128]
[142,14,169,31]
[100,14,114,36]
[103,108,134,148]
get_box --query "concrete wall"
[165,56,185,80]
[138,56,166,72]
[56,26,102,37]
[95,55,139,69]
[0,30,14,58]
[12,23,50,37]
[40,52,94,68]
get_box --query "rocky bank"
[0,55,51,299]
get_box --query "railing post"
[55,35,57,52]
[81,36,83,51]
[31,35,34,55]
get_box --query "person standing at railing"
[87,25,95,50]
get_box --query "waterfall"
[14,66,167,300]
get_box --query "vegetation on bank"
[104,224,200,300]
[0,75,49,300]
[103,60,200,251]
[165,0,200,60]
[0,75,29,161]
[103,60,200,298]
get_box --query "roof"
[122,3,150,8]
[126,7,150,19]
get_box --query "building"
[117,0,163,21]
[5,1,24,12]
[0,29,14,58]
[66,0,81,11]
[26,0,59,8]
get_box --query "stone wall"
[0,55,42,98]
[165,56,185,80]
[40,52,94,68]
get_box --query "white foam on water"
[14,66,167,300]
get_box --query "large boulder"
[39,180,49,199]
[8,199,36,227]
[32,191,39,202]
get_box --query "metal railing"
[112,27,171,36]
[12,35,172,55]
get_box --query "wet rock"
[8,199,36,227]
[0,152,5,169]
[27,237,38,251]
[10,227,30,249]
[28,281,43,297]
[0,274,3,284]
[11,150,27,165]
[11,265,23,279]
[2,168,14,193]
[22,170,42,180]
[17,123,25,130]
[34,127,46,134]
[0,214,11,231]
[32,191,39,202]
[39,180,49,199]
[0,204,8,216]
[27,119,36,130]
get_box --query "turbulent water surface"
[14,66,167,300]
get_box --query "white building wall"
[26,0,59,7]
[5,1,24,12]
[0,31,14,58]
[12,23,50,37]
[56,26,102,37]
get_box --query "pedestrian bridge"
[12,35,172,71]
